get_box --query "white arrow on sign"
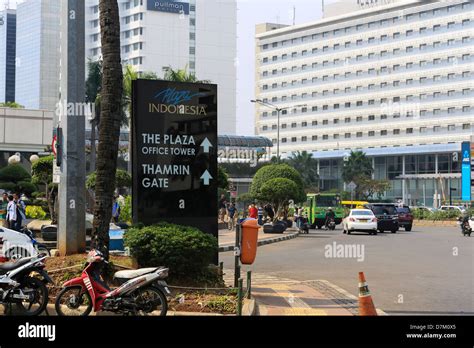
[200,170,213,186]
[200,138,213,153]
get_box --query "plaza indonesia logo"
[148,88,208,116]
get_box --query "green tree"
[0,164,36,195]
[260,178,299,220]
[92,0,124,260]
[31,156,57,223]
[0,102,24,108]
[85,60,102,173]
[250,164,305,202]
[341,151,374,184]
[217,166,229,190]
[286,151,319,191]
[356,178,392,200]
[249,164,305,221]
[86,169,131,190]
[162,65,210,83]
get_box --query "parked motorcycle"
[55,249,170,316]
[458,216,472,237]
[0,254,53,316]
[20,228,51,258]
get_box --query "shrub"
[124,223,217,279]
[25,206,47,220]
[120,195,132,224]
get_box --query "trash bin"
[240,218,260,265]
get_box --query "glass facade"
[0,10,16,103]
[15,0,60,111]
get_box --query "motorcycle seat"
[0,258,31,274]
[114,267,161,280]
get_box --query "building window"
[406,128,413,134]
[463,124,471,130]
[393,129,400,135]
[356,132,363,138]
[381,130,387,136]
[312,121,318,126]
[448,125,455,131]
[369,131,375,136]
[312,135,318,141]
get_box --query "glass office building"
[255,0,474,206]
[0,9,16,104]
[15,0,60,111]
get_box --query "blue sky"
[1,0,324,135]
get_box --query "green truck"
[305,193,344,229]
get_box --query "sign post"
[461,141,471,202]
[132,80,218,244]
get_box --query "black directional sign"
[131,80,218,238]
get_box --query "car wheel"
[378,230,384,233]
[317,225,322,230]
[391,229,397,233]
[405,225,412,232]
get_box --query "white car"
[440,206,466,213]
[343,209,378,235]
[0,227,37,261]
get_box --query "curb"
[242,298,256,316]
[218,231,299,253]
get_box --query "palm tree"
[92,0,124,260]
[122,65,158,172]
[163,65,210,83]
[85,60,102,173]
[287,151,319,191]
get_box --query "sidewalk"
[224,270,357,316]
[218,227,299,252]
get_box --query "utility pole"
[57,0,86,255]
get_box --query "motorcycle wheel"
[55,286,93,316]
[14,277,48,316]
[133,286,168,316]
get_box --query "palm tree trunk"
[92,0,123,260]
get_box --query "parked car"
[364,203,399,233]
[410,206,437,213]
[342,209,378,235]
[396,205,413,231]
[439,206,467,214]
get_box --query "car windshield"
[352,211,373,216]
[371,205,396,215]
[396,207,411,214]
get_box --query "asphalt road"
[220,225,474,314]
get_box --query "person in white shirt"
[6,195,16,230]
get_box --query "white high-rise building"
[85,0,237,135]
[15,0,61,111]
[255,0,474,205]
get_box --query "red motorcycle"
[54,250,170,316]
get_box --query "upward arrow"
[200,170,213,186]
[200,138,213,153]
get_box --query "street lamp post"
[251,99,306,162]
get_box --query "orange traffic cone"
[358,272,377,316]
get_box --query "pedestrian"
[6,195,16,230]
[227,202,236,230]
[265,203,275,221]
[0,192,8,228]
[13,192,26,231]
[112,195,121,224]
[257,204,264,225]
[248,203,258,219]
[218,194,227,223]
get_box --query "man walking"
[257,204,264,225]
[227,202,236,230]
[13,193,26,231]
[6,195,17,230]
